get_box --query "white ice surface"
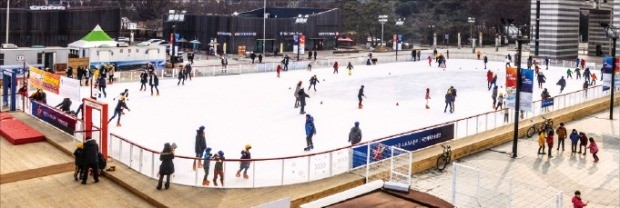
[45,59,598,159]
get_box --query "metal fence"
[451,163,563,208]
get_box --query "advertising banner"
[541,98,554,108]
[602,56,620,91]
[352,124,454,168]
[59,76,81,102]
[519,68,534,112]
[293,35,299,54]
[31,101,77,135]
[299,35,305,55]
[29,66,60,94]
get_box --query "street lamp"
[601,22,618,120]
[295,14,309,61]
[395,18,404,61]
[4,0,9,45]
[166,10,186,64]
[231,12,239,55]
[468,17,476,53]
[428,25,435,47]
[378,15,388,46]
[507,24,530,158]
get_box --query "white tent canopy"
[68,25,117,48]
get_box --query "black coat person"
[313,50,317,60]
[258,54,263,63]
[55,98,72,113]
[298,89,310,114]
[81,137,99,184]
[157,143,175,190]
[67,67,74,78]
[556,77,567,93]
[348,122,362,145]
[149,73,160,96]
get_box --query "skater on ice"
[575,67,582,79]
[213,151,225,187]
[483,55,488,69]
[149,72,160,96]
[97,76,107,98]
[308,75,319,91]
[556,76,566,93]
[495,92,504,110]
[298,88,310,114]
[425,88,431,109]
[444,89,454,113]
[177,65,185,86]
[277,64,282,78]
[449,86,457,112]
[492,86,498,108]
[487,70,494,90]
[294,81,302,108]
[566,68,573,79]
[347,62,354,75]
[304,114,316,151]
[235,144,252,179]
[185,63,192,81]
[202,148,213,186]
[583,68,591,84]
[108,97,130,126]
[358,85,365,109]
[348,122,362,146]
[139,70,148,91]
[333,61,339,74]
[194,126,207,171]
[537,71,546,89]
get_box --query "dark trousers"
[82,162,99,183]
[74,165,84,180]
[177,77,185,85]
[548,146,552,156]
[358,96,363,105]
[308,84,317,91]
[567,74,573,79]
[495,102,503,110]
[202,164,211,181]
[492,97,497,106]
[593,152,599,161]
[108,109,122,123]
[213,170,224,186]
[150,85,159,94]
[157,174,171,189]
[98,86,106,98]
[333,68,338,74]
[140,82,147,90]
[300,104,306,114]
[306,134,314,147]
[504,114,509,123]
[294,98,300,108]
[444,103,451,113]
[571,142,577,152]
[538,146,545,154]
[557,138,565,150]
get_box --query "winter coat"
[358,88,365,97]
[82,139,99,164]
[298,89,309,105]
[294,85,301,98]
[97,77,106,88]
[537,73,546,83]
[557,78,566,88]
[445,93,453,104]
[214,155,225,171]
[569,132,579,143]
[73,148,84,166]
[572,196,586,208]
[195,130,207,154]
[149,75,159,86]
[451,88,457,98]
[309,77,319,85]
[55,98,72,112]
[140,72,148,83]
[588,141,599,153]
[77,68,84,79]
[159,152,175,175]
[67,67,74,77]
[348,126,362,144]
[556,127,567,139]
[579,134,588,145]
[538,132,546,147]
[546,135,554,148]
[541,90,551,99]
[333,62,339,69]
[583,69,591,77]
[305,117,316,136]
[114,100,129,111]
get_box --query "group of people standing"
[536,123,599,162]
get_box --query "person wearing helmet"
[348,122,362,146]
[73,142,84,181]
[236,145,252,179]
[202,148,213,186]
[213,151,225,187]
[194,126,207,171]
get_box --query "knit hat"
[218,150,224,156]
[76,142,83,148]
[199,126,205,131]
[354,121,359,126]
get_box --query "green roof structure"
[68,25,117,48]
[80,25,115,42]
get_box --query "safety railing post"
[307,156,311,182]
[129,144,133,168]
[281,159,285,185]
[252,162,256,188]
[151,152,155,178]
[139,149,143,172]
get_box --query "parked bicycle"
[436,144,452,171]
[526,116,554,138]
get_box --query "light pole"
[231,12,239,54]
[379,15,388,46]
[263,0,266,55]
[4,0,9,45]
[602,22,618,120]
[295,14,308,61]
[166,10,186,65]
[468,17,476,53]
[508,25,530,158]
[428,25,435,47]
[395,18,404,61]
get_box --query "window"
[37,53,43,64]
[0,53,4,65]
[120,49,124,53]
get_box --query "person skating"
[308,75,319,91]
[81,136,99,184]
[150,73,160,96]
[569,129,579,153]
[107,97,130,126]
[73,142,84,181]
[483,55,488,69]
[348,121,362,146]
[417,50,421,61]
[258,53,263,63]
[294,81,302,108]
[77,66,84,86]
[537,71,546,89]
[333,61,339,74]
[284,55,290,71]
[449,86,457,112]
[202,148,213,186]
[307,49,312,60]
[221,56,228,74]
[495,93,504,110]
[544,56,549,70]
[358,85,365,109]
[587,138,599,162]
[575,67,582,79]
[556,76,567,94]
[425,88,431,109]
[250,52,256,64]
[97,76,107,98]
[583,68,591,84]
[346,62,354,75]
[444,89,454,113]
[428,56,432,67]
[556,123,567,151]
[108,66,115,85]
[503,107,509,123]
[505,57,511,67]
[580,59,585,69]
[177,65,185,85]
[571,190,588,208]
[307,62,312,71]
[55,98,72,113]
[298,88,310,114]
[583,80,589,97]
[156,143,175,190]
[185,63,192,81]
[113,89,129,101]
[491,86,498,108]
[566,68,573,79]
[188,52,194,64]
[590,73,597,85]
[276,64,282,78]
[212,151,225,187]
[139,70,148,91]
[194,126,207,171]
[491,74,498,90]
[304,114,316,151]
[487,70,494,90]
[235,145,252,179]
[313,50,317,60]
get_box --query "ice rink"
[46,59,598,159]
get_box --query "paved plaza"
[414,107,620,207]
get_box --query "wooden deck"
[0,136,72,175]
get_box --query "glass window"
[0,53,4,65]
[37,53,43,64]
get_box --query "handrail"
[110,84,604,162]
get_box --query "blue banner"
[603,57,613,91]
[541,98,554,108]
[519,68,534,112]
[31,101,77,135]
[352,124,454,168]
[293,35,299,45]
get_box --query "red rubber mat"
[0,113,13,121]
[0,119,45,145]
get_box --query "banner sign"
[352,124,454,168]
[541,98,554,108]
[31,101,77,135]
[520,68,534,112]
[234,32,257,37]
[318,32,339,36]
[59,76,81,102]
[505,67,517,109]
[217,32,232,36]
[602,56,620,91]
[29,66,60,94]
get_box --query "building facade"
[529,0,617,58]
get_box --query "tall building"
[530,0,616,58]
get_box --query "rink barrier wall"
[105,84,613,189]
